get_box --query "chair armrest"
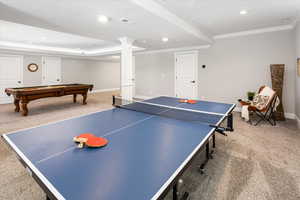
[238,99,251,106]
[247,105,257,111]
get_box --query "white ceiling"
[154,0,300,35]
[0,0,207,49]
[0,20,116,50]
[0,0,299,54]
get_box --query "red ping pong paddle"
[86,137,108,148]
[187,100,197,104]
[179,99,197,104]
[73,133,108,148]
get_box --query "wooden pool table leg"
[14,99,20,112]
[82,93,87,105]
[73,94,77,103]
[21,100,29,116]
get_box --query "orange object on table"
[73,133,108,148]
[86,137,108,148]
[179,99,188,103]
[179,99,197,104]
[187,100,197,104]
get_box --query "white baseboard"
[0,100,13,104]
[92,88,120,93]
[0,97,13,104]
[296,115,300,129]
[285,113,296,120]
[134,95,155,100]
[235,106,296,120]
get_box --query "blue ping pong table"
[2,96,235,200]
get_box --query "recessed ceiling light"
[120,18,129,23]
[240,10,248,15]
[98,15,109,24]
[162,37,169,42]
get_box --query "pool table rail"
[5,84,93,116]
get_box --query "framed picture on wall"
[28,63,39,72]
[298,58,300,76]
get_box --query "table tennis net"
[113,96,223,126]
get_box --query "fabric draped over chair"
[239,86,280,126]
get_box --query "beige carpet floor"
[0,91,299,200]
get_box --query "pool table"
[5,84,93,116]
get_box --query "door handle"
[191,80,196,83]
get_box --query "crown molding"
[0,41,81,54]
[0,41,144,57]
[214,24,294,39]
[83,46,144,56]
[134,45,210,55]
[0,49,121,61]
[131,0,213,44]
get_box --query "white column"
[119,37,135,100]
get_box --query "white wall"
[89,61,120,91]
[295,23,300,125]
[62,59,120,91]
[61,58,93,84]
[135,30,296,115]
[198,30,295,114]
[135,53,174,97]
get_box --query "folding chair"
[238,86,277,126]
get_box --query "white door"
[42,56,61,85]
[175,51,198,99]
[0,55,23,104]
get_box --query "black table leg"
[212,134,216,148]
[173,183,189,200]
[173,183,178,200]
[199,143,210,173]
[112,95,116,105]
[227,113,234,131]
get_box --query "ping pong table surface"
[2,96,235,200]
